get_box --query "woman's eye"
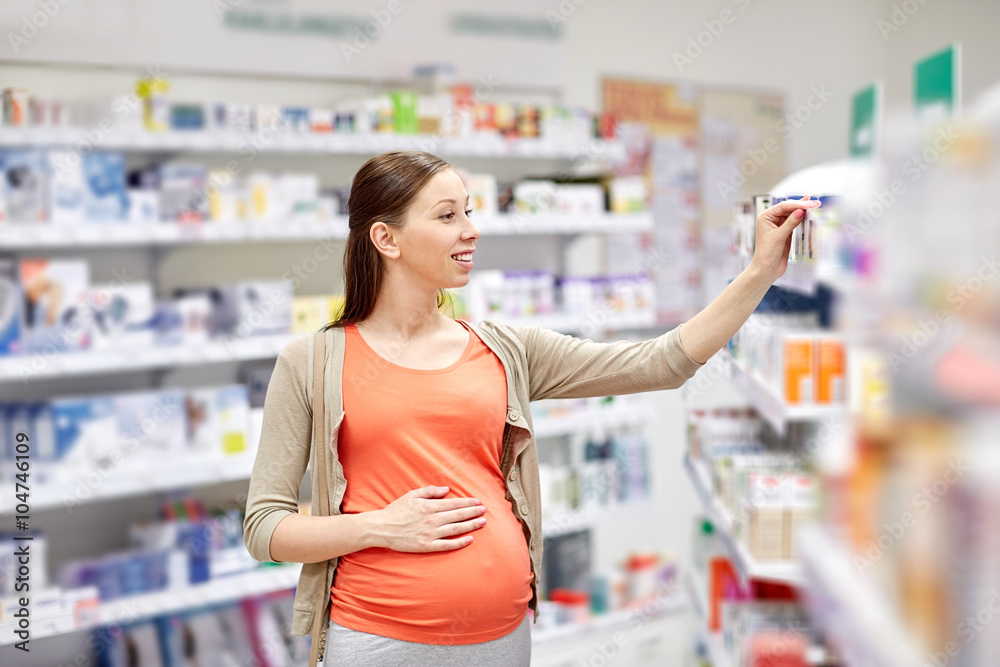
[465,209,473,217]
[441,212,455,220]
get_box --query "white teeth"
[452,254,472,261]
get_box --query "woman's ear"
[369,222,401,259]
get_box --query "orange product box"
[817,337,846,403]
[782,335,815,404]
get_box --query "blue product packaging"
[83,152,128,221]
[2,149,48,222]
[0,257,20,355]
[51,396,117,465]
[19,258,91,353]
[46,150,87,224]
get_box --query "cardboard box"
[19,258,91,352]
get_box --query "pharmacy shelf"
[799,527,924,667]
[0,565,301,646]
[542,499,658,538]
[532,403,653,438]
[0,334,298,384]
[722,354,845,435]
[504,309,657,333]
[0,127,624,160]
[0,213,653,249]
[4,406,647,515]
[531,591,687,648]
[0,454,257,515]
[0,314,664,385]
[684,453,803,587]
[684,569,708,623]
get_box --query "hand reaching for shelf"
[749,196,821,283]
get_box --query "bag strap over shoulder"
[309,330,329,667]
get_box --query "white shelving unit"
[684,453,803,587]
[532,592,687,648]
[0,565,302,646]
[0,334,297,383]
[542,499,658,538]
[0,213,653,249]
[799,527,924,667]
[722,354,846,436]
[2,402,653,515]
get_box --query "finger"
[424,497,482,512]
[769,198,820,219]
[427,535,475,551]
[434,504,487,524]
[408,485,451,499]
[780,208,807,239]
[434,517,486,539]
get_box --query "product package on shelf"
[19,258,90,353]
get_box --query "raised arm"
[678,197,821,364]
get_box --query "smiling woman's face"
[389,168,482,291]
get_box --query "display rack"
[0,565,302,646]
[684,453,803,586]
[722,354,845,436]
[0,401,654,515]
[799,527,924,667]
[0,213,654,249]
[0,127,625,160]
[532,591,688,648]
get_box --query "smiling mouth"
[451,254,474,261]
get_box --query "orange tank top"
[329,320,532,644]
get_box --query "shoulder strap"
[312,330,329,516]
[309,330,329,667]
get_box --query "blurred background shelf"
[0,565,301,646]
[684,453,803,587]
[799,527,925,667]
[0,213,654,249]
[722,354,846,436]
[531,592,687,648]
[542,499,657,538]
[0,334,297,383]
[0,127,624,160]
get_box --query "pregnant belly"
[330,502,533,644]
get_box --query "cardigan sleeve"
[513,323,705,402]
[243,334,312,563]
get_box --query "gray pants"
[324,611,531,666]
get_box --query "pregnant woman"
[243,150,818,666]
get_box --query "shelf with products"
[722,353,846,436]
[542,499,658,539]
[0,333,297,384]
[0,213,654,249]
[0,127,625,160]
[0,564,301,645]
[799,527,924,667]
[1,400,653,516]
[531,591,687,648]
[684,453,803,587]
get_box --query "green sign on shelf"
[914,43,962,118]
[850,83,881,158]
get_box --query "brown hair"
[326,150,453,329]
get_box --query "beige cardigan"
[243,321,704,638]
